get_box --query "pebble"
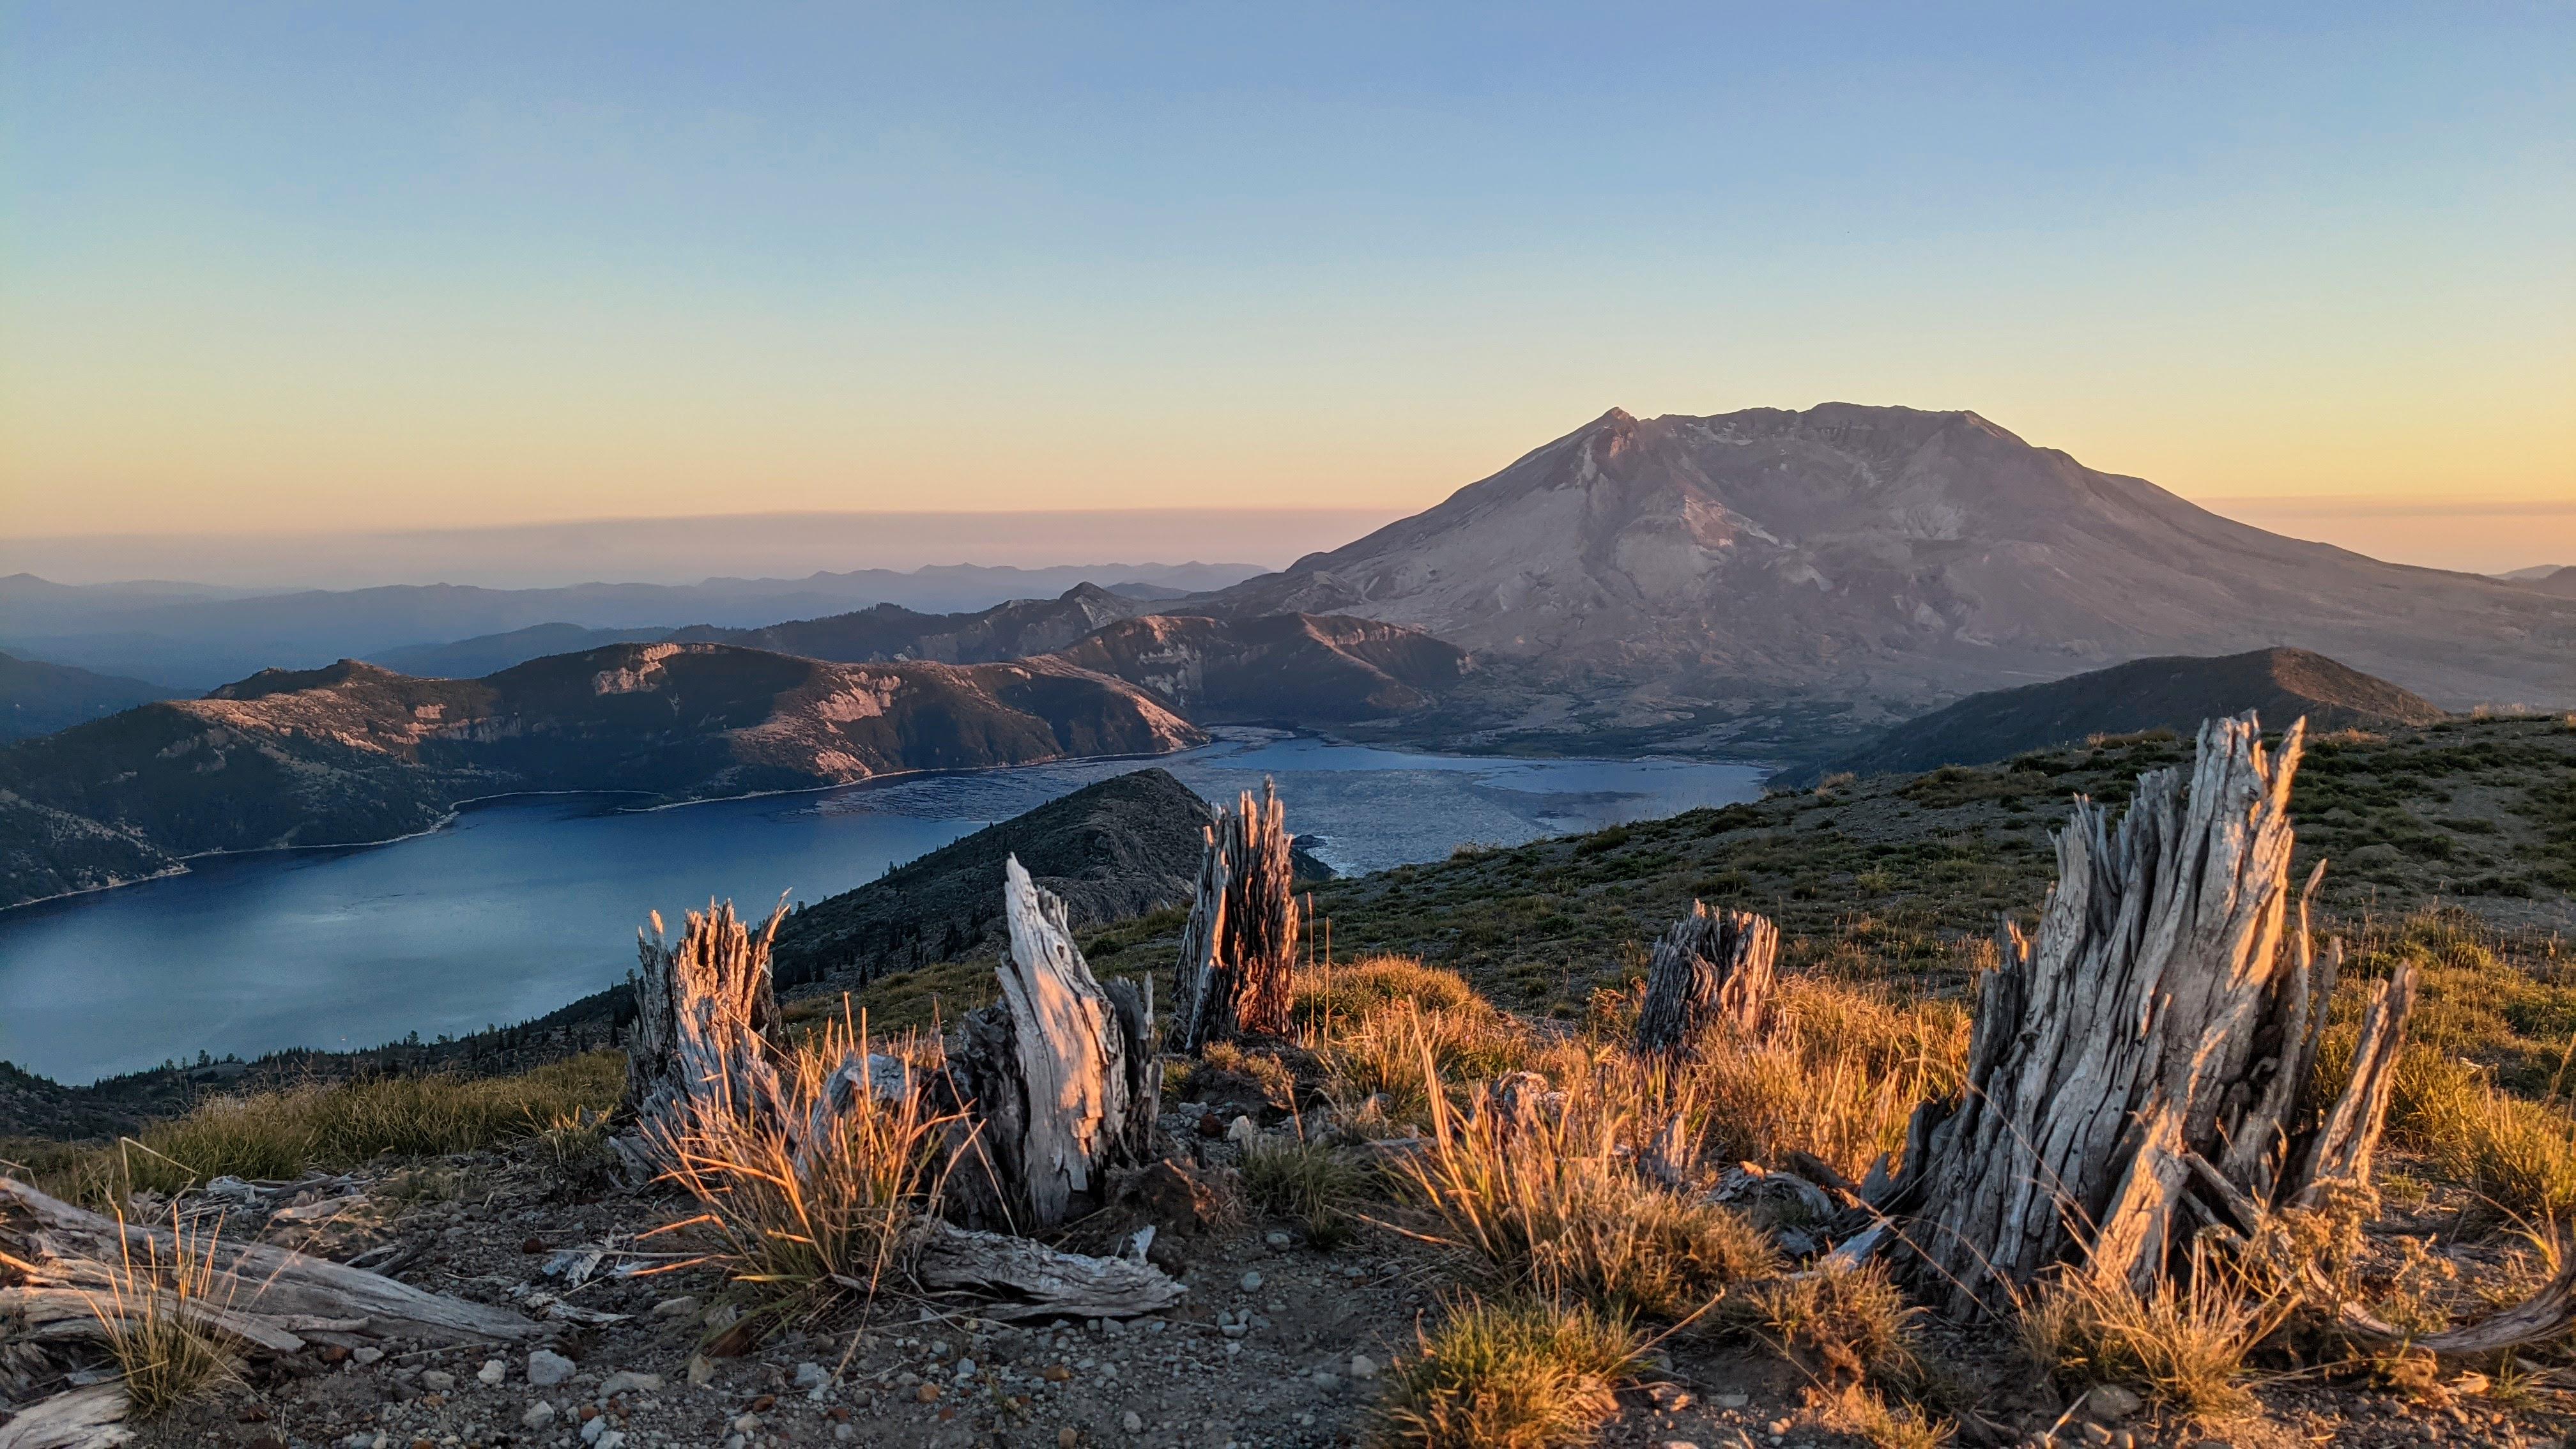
[794,1362,831,1390]
[955,1357,977,1379]
[599,1370,662,1395]
[1349,1354,1379,1379]
[1227,1116,1257,1145]
[1264,1230,1294,1248]
[527,1348,576,1386]
[1123,1410,1146,1433]
[521,1401,555,1429]
[419,1371,455,1392]
[650,1295,701,1319]
[476,1360,506,1386]
[351,1347,384,1367]
[1239,1270,1264,1292]
[1311,1370,1342,1392]
[580,1416,610,1445]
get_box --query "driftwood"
[1875,714,2425,1315]
[1172,780,1300,1051]
[947,858,1160,1232]
[1633,901,1777,1055]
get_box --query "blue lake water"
[0,730,1766,1083]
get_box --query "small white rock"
[527,1348,577,1387]
[420,1370,456,1392]
[521,1400,556,1429]
[1123,1410,1145,1434]
[793,1361,830,1390]
[1311,1370,1342,1392]
[581,1416,609,1444]
[595,1432,626,1449]
[650,1294,701,1319]
[1349,1354,1379,1379]
[600,1370,663,1396]
[351,1346,384,1367]
[1239,1270,1264,1292]
[954,1358,977,1379]
[1264,1230,1294,1248]
[477,1358,506,1386]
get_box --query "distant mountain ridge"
[0,644,1200,909]
[1211,404,2576,742]
[1801,647,2448,783]
[0,562,1266,690]
[0,651,173,742]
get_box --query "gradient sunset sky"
[4,3,2570,558]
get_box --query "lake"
[0,730,1766,1083]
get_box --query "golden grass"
[32,1052,627,1204]
[1662,975,1969,1183]
[2016,1248,2292,1422]
[645,1012,955,1325]
[82,1207,241,1419]
[1370,1294,1641,1449]
[1391,1056,1777,1320]
[1298,955,1480,1035]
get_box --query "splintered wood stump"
[1173,779,1300,1052]
[624,901,792,1170]
[1876,714,2425,1316]
[947,856,1160,1232]
[1633,901,1777,1055]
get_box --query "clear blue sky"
[4,2,2570,542]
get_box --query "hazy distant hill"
[0,563,1266,689]
[1046,612,1470,723]
[770,767,1213,988]
[0,645,1200,909]
[1799,647,2446,783]
[1213,404,2576,744]
[672,583,1150,666]
[371,624,671,678]
[0,650,172,741]
[2510,565,2576,599]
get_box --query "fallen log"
[912,1227,1186,1321]
[0,1177,546,1349]
[946,857,1160,1232]
[1172,781,1299,1052]
[0,1383,129,1449]
[1632,901,1777,1055]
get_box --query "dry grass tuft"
[1370,1294,1641,1449]
[1742,1261,1919,1383]
[1242,1136,1369,1248]
[83,1208,242,1419]
[1820,1384,1954,1449]
[648,1014,956,1323]
[2016,1249,2291,1422]
[1391,1057,1777,1319]
[1296,955,1479,1035]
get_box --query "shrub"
[1295,955,1478,1035]
[1371,1294,1640,1449]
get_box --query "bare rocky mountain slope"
[1214,404,2576,744]
[1799,645,2447,783]
[0,644,1200,909]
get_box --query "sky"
[4,3,2571,572]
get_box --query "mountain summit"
[1216,404,2576,719]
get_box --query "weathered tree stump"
[1172,779,1300,1052]
[624,900,790,1169]
[1869,714,2446,1319]
[1632,901,1778,1055]
[946,856,1160,1232]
